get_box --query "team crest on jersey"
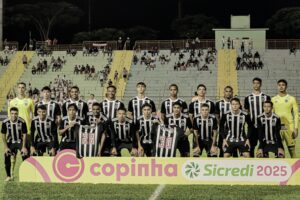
[285,99,288,103]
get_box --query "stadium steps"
[217,49,239,99]
[0,51,34,110]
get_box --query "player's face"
[201,106,209,117]
[137,85,146,94]
[10,110,18,121]
[197,87,206,97]
[43,90,51,100]
[263,103,272,114]
[277,82,287,93]
[68,107,77,118]
[92,106,101,116]
[142,106,152,117]
[117,110,126,121]
[224,88,233,99]
[231,100,240,111]
[172,105,182,115]
[37,109,47,120]
[70,88,79,100]
[169,86,178,97]
[252,80,261,91]
[18,84,26,95]
[107,88,116,99]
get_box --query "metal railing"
[266,39,300,49]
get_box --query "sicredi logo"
[53,150,85,182]
[182,160,292,182]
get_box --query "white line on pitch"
[149,184,166,200]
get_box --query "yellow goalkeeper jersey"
[8,97,35,133]
[272,94,299,131]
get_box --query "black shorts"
[35,141,55,155]
[199,140,216,157]
[262,143,281,157]
[141,143,153,157]
[223,141,250,154]
[177,136,190,157]
[7,143,23,155]
[59,142,76,151]
[116,142,133,157]
[102,136,112,156]
[249,127,259,147]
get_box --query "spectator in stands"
[222,36,225,49]
[227,37,231,49]
[108,79,113,86]
[22,54,28,68]
[133,55,138,65]
[125,37,131,50]
[290,47,296,56]
[117,37,123,50]
[3,56,9,66]
[236,55,241,70]
[122,67,128,79]
[114,70,119,81]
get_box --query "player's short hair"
[67,103,78,111]
[37,104,47,111]
[197,84,206,90]
[18,82,26,87]
[10,107,18,113]
[263,100,273,107]
[92,102,101,108]
[42,86,51,92]
[224,86,233,91]
[277,79,288,86]
[117,107,127,112]
[142,103,152,109]
[71,86,80,91]
[230,97,241,104]
[252,77,262,84]
[90,93,94,97]
[107,85,116,91]
[172,102,182,108]
[169,84,178,90]
[201,103,209,108]
[136,82,146,87]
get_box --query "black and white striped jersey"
[128,96,156,122]
[244,92,271,128]
[215,99,231,119]
[76,124,105,157]
[34,100,61,119]
[31,117,57,146]
[220,110,252,142]
[109,117,137,147]
[189,99,215,117]
[100,99,125,120]
[257,113,283,148]
[1,117,27,144]
[151,124,184,157]
[59,116,85,143]
[193,114,218,141]
[86,111,108,126]
[160,98,188,115]
[164,113,192,132]
[62,99,89,120]
[135,116,158,144]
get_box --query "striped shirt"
[35,100,61,119]
[128,96,156,122]
[100,99,125,120]
[244,92,270,128]
[30,117,57,146]
[109,118,137,147]
[193,114,218,141]
[215,99,231,119]
[60,116,84,143]
[135,116,158,144]
[164,113,192,132]
[1,117,27,144]
[160,98,188,115]
[62,99,89,120]
[189,99,215,118]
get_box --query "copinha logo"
[52,150,85,182]
[184,161,201,179]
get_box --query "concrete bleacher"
[237,49,300,104]
[18,51,112,100]
[122,50,218,108]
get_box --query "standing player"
[34,86,61,124]
[128,82,156,123]
[272,79,299,158]
[109,108,138,156]
[193,104,218,157]
[189,84,215,121]
[8,82,34,177]
[215,86,234,157]
[86,102,107,156]
[220,98,252,158]
[256,101,284,158]
[30,105,58,156]
[100,85,125,120]
[1,107,28,181]
[160,84,188,122]
[244,77,271,157]
[135,103,159,157]
[164,102,193,157]
[59,104,86,151]
[62,86,89,121]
